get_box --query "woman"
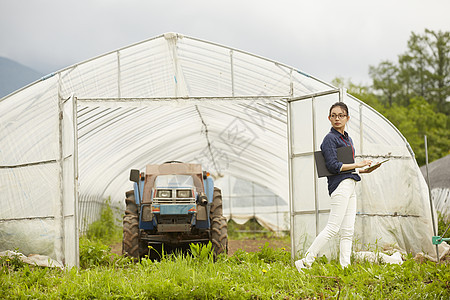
[295,102,379,271]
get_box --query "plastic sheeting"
[421,154,450,222]
[0,32,440,267]
[216,175,289,232]
[287,90,444,259]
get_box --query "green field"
[1,238,449,299]
[2,205,448,299]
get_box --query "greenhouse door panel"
[287,89,344,259]
[60,95,79,267]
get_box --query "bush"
[0,251,26,271]
[256,242,290,264]
[85,198,122,244]
[79,238,130,269]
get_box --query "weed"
[85,198,122,244]
[438,211,450,237]
[189,242,214,262]
[0,250,26,271]
[79,238,130,268]
[256,242,290,264]
[144,244,167,261]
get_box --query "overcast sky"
[1,0,449,85]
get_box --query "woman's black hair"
[329,102,349,116]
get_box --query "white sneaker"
[294,259,308,272]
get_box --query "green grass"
[438,212,450,237]
[84,197,123,245]
[3,202,447,298]
[1,242,449,299]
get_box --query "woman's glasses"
[330,114,347,119]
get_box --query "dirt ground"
[227,238,290,255]
[111,238,290,256]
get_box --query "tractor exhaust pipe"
[198,193,208,206]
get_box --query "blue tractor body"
[133,174,214,230]
[122,162,226,259]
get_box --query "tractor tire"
[210,187,223,219]
[125,190,138,215]
[122,190,144,259]
[211,216,228,256]
[123,214,140,259]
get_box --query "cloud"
[1,0,449,83]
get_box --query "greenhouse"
[0,33,445,267]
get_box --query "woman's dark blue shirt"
[320,128,361,195]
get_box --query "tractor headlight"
[177,189,192,198]
[156,189,172,198]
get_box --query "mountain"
[0,57,44,98]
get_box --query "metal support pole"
[275,195,280,234]
[287,99,295,261]
[252,181,256,232]
[424,135,439,262]
[56,73,65,265]
[117,51,121,98]
[289,69,293,97]
[230,50,235,97]
[339,87,346,102]
[311,97,319,236]
[72,95,80,267]
[359,103,366,244]
[228,176,232,219]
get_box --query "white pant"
[304,178,357,268]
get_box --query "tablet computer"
[363,159,389,172]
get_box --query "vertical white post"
[73,95,80,267]
[289,69,293,97]
[228,176,232,219]
[339,87,346,102]
[424,135,439,261]
[311,97,319,235]
[56,73,65,264]
[287,99,294,261]
[230,50,235,97]
[358,103,365,243]
[117,51,121,98]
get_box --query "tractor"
[122,161,228,259]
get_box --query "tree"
[380,97,448,165]
[334,29,449,164]
[369,61,401,107]
[334,77,449,165]
[370,29,450,114]
[397,53,416,104]
[332,77,383,111]
[406,29,450,113]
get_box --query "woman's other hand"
[356,160,372,168]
